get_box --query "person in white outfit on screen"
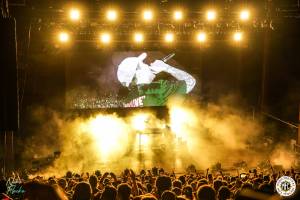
[117,52,196,107]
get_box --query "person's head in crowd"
[182,185,193,200]
[197,179,208,188]
[117,183,132,200]
[48,177,57,185]
[217,186,231,200]
[101,185,117,200]
[95,170,101,177]
[213,180,223,192]
[190,181,198,191]
[196,185,216,200]
[179,175,186,186]
[58,178,68,190]
[221,181,228,186]
[173,180,182,189]
[24,181,67,200]
[89,175,98,189]
[161,190,176,200]
[263,175,270,183]
[172,187,181,196]
[155,175,172,197]
[159,168,165,175]
[72,182,92,200]
[66,171,72,179]
[146,183,152,193]
[151,167,158,176]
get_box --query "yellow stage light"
[143,9,153,21]
[106,10,117,21]
[164,33,174,43]
[100,33,111,44]
[240,10,250,21]
[233,32,243,42]
[206,10,216,21]
[131,114,148,131]
[134,32,144,43]
[197,32,207,43]
[69,8,80,21]
[58,32,69,43]
[173,10,183,21]
[137,134,150,146]
[86,114,131,162]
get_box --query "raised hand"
[129,169,136,181]
[149,60,169,74]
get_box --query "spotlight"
[106,10,117,21]
[143,9,153,21]
[131,114,148,131]
[69,8,80,21]
[233,32,243,42]
[58,32,69,43]
[197,32,207,43]
[134,32,144,43]
[100,33,111,44]
[240,9,250,21]
[206,10,216,21]
[164,33,174,43]
[173,10,183,21]
[138,134,150,146]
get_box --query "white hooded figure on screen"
[117,52,196,107]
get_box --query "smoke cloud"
[21,96,295,176]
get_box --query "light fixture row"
[58,31,244,44]
[68,8,251,22]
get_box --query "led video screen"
[66,51,199,109]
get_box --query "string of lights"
[22,2,298,47]
[50,7,256,46]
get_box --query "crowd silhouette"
[1,167,299,200]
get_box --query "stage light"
[131,114,148,131]
[106,10,117,21]
[233,32,243,42]
[197,32,207,43]
[206,10,216,21]
[173,10,183,21]
[100,33,111,44]
[143,9,153,21]
[69,8,81,21]
[136,134,150,146]
[134,32,144,43]
[164,33,174,43]
[58,32,69,43]
[86,114,131,162]
[240,9,250,21]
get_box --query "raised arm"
[150,60,196,93]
